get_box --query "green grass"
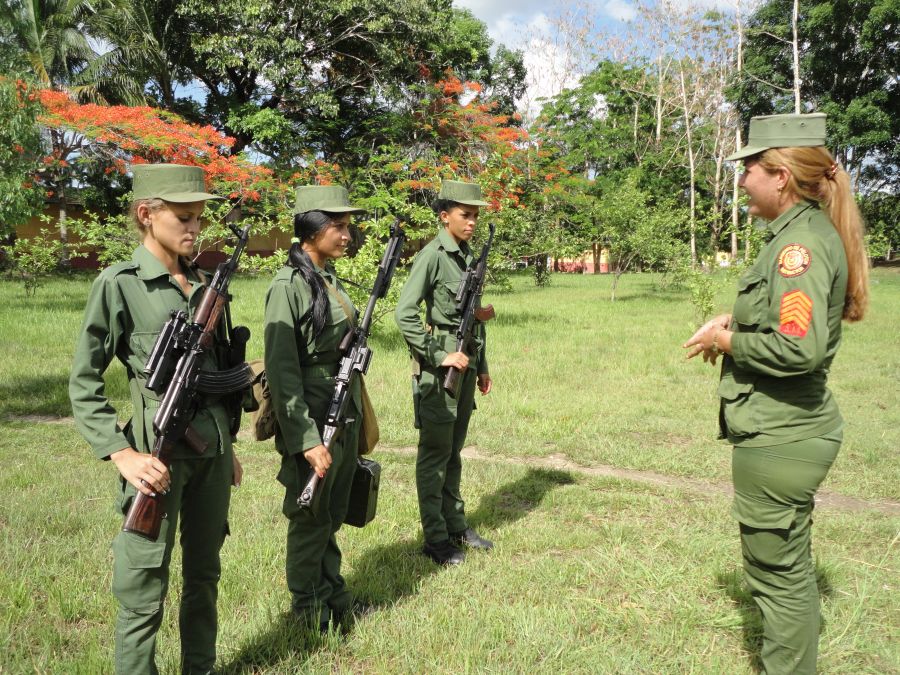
[1,268,898,672]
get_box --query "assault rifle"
[442,222,495,398]
[298,222,406,509]
[123,223,255,540]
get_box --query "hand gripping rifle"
[442,222,495,398]
[298,222,406,510]
[123,223,255,540]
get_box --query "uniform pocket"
[114,531,168,569]
[128,331,159,371]
[418,368,457,424]
[718,374,758,437]
[732,270,768,327]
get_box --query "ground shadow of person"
[348,466,576,607]
[219,467,575,672]
[716,564,834,672]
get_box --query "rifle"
[442,222,495,398]
[123,223,255,540]
[298,221,406,509]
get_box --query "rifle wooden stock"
[442,363,464,399]
[122,436,175,540]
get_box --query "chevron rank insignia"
[777,243,811,277]
[779,290,813,337]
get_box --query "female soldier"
[394,179,495,566]
[69,164,243,675]
[683,113,868,674]
[263,185,367,631]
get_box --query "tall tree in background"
[740,0,899,193]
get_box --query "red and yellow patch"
[779,290,813,337]
[777,243,811,277]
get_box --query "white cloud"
[603,0,637,22]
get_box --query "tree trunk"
[592,242,601,274]
[792,0,802,112]
[57,180,70,269]
[679,66,698,268]
[731,126,741,260]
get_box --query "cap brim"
[162,191,224,202]
[293,206,367,215]
[453,199,490,206]
[725,145,769,162]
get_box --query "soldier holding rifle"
[394,180,496,566]
[263,185,375,632]
[69,164,244,675]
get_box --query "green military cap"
[294,185,366,215]
[726,113,827,161]
[438,180,490,206]
[131,164,223,202]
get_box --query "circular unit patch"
[777,243,811,278]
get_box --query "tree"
[739,0,900,193]
[0,78,44,238]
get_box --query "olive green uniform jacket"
[68,244,234,675]
[263,262,361,621]
[719,201,847,453]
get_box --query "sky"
[454,0,744,118]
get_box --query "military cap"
[438,180,489,207]
[293,185,366,215]
[726,113,827,161]
[131,164,223,202]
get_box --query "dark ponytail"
[287,210,336,338]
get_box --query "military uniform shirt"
[69,245,231,460]
[719,201,848,447]
[394,228,488,374]
[263,263,360,457]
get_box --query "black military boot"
[450,527,493,551]
[422,539,465,565]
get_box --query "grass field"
[1,268,898,673]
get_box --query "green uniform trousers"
[732,434,840,675]
[415,365,477,544]
[111,447,232,675]
[280,416,361,624]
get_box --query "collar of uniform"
[767,200,816,237]
[436,227,471,256]
[313,261,337,284]
[132,244,198,284]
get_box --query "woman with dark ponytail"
[263,185,368,632]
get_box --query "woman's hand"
[304,444,332,478]
[232,452,243,488]
[110,447,170,497]
[441,351,469,371]
[683,314,732,363]
[477,373,493,395]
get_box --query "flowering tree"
[33,88,279,264]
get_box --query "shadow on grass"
[219,468,574,672]
[716,563,834,673]
[218,611,333,674]
[0,372,72,417]
[467,467,575,531]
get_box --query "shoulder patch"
[777,243,811,278]
[779,290,813,337]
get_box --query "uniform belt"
[431,323,459,333]
[300,363,339,378]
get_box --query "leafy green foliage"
[0,78,44,234]
[8,226,65,295]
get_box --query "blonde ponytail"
[760,147,869,321]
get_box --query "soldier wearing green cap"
[394,179,496,566]
[69,164,242,674]
[683,113,869,674]
[263,184,370,630]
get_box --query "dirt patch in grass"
[383,445,900,517]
